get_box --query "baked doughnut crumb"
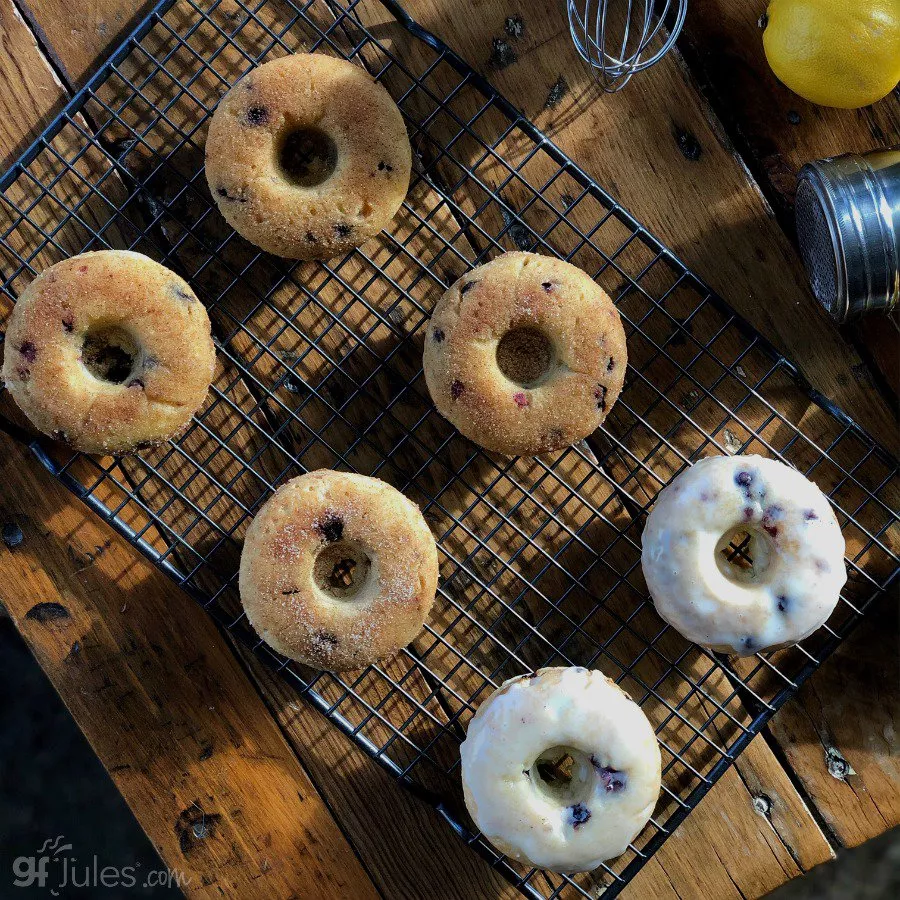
[1,250,215,454]
[239,470,439,671]
[205,53,412,260]
[423,251,627,456]
[460,667,660,873]
[641,455,846,654]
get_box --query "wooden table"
[0,1,897,897]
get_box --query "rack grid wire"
[0,1,897,897]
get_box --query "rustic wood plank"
[1,2,894,900]
[236,645,518,900]
[14,0,154,86]
[0,7,532,899]
[0,433,383,900]
[386,0,895,450]
[679,0,900,393]
[12,0,896,446]
[0,7,388,898]
[0,0,67,160]
[643,765,816,900]
[768,594,900,848]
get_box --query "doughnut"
[205,53,412,260]
[238,470,439,671]
[641,455,846,655]
[1,250,215,454]
[460,667,661,873]
[423,251,627,456]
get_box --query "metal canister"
[795,149,900,322]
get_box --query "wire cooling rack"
[1,1,898,896]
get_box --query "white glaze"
[460,667,661,873]
[641,455,846,654]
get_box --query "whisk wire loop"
[568,0,688,91]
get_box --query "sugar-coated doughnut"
[205,53,411,259]
[423,251,627,456]
[2,250,215,454]
[460,667,661,873]
[239,471,438,671]
[641,455,846,655]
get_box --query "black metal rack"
[0,1,897,897]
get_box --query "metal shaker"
[795,149,900,322]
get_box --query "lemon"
[762,0,900,108]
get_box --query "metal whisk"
[567,0,688,92]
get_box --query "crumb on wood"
[680,388,701,411]
[505,15,524,39]
[723,428,742,455]
[545,75,569,109]
[500,199,535,250]
[672,124,702,161]
[489,37,518,70]
[2,522,24,549]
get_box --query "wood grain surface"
[0,435,383,900]
[0,0,65,160]
[679,0,900,403]
[0,426,838,899]
[0,0,897,898]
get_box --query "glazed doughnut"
[205,53,411,259]
[460,667,661,873]
[239,471,438,671]
[641,455,846,655]
[2,250,215,454]
[423,251,626,456]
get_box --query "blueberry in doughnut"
[238,471,439,671]
[2,250,215,454]
[460,667,661,873]
[641,455,846,654]
[205,53,412,260]
[423,251,627,456]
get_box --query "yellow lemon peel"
[762,0,900,109]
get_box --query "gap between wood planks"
[0,5,519,895]
[1,3,892,896]
[675,0,900,407]
[0,435,385,900]
[759,725,843,854]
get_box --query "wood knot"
[2,522,24,549]
[672,124,702,161]
[175,804,221,855]
[25,602,70,623]
[751,793,772,817]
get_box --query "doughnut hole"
[496,326,556,388]
[81,326,139,384]
[313,540,373,601]
[715,526,773,584]
[275,125,338,188]
[530,746,593,806]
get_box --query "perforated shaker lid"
[796,177,844,321]
[796,153,900,323]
